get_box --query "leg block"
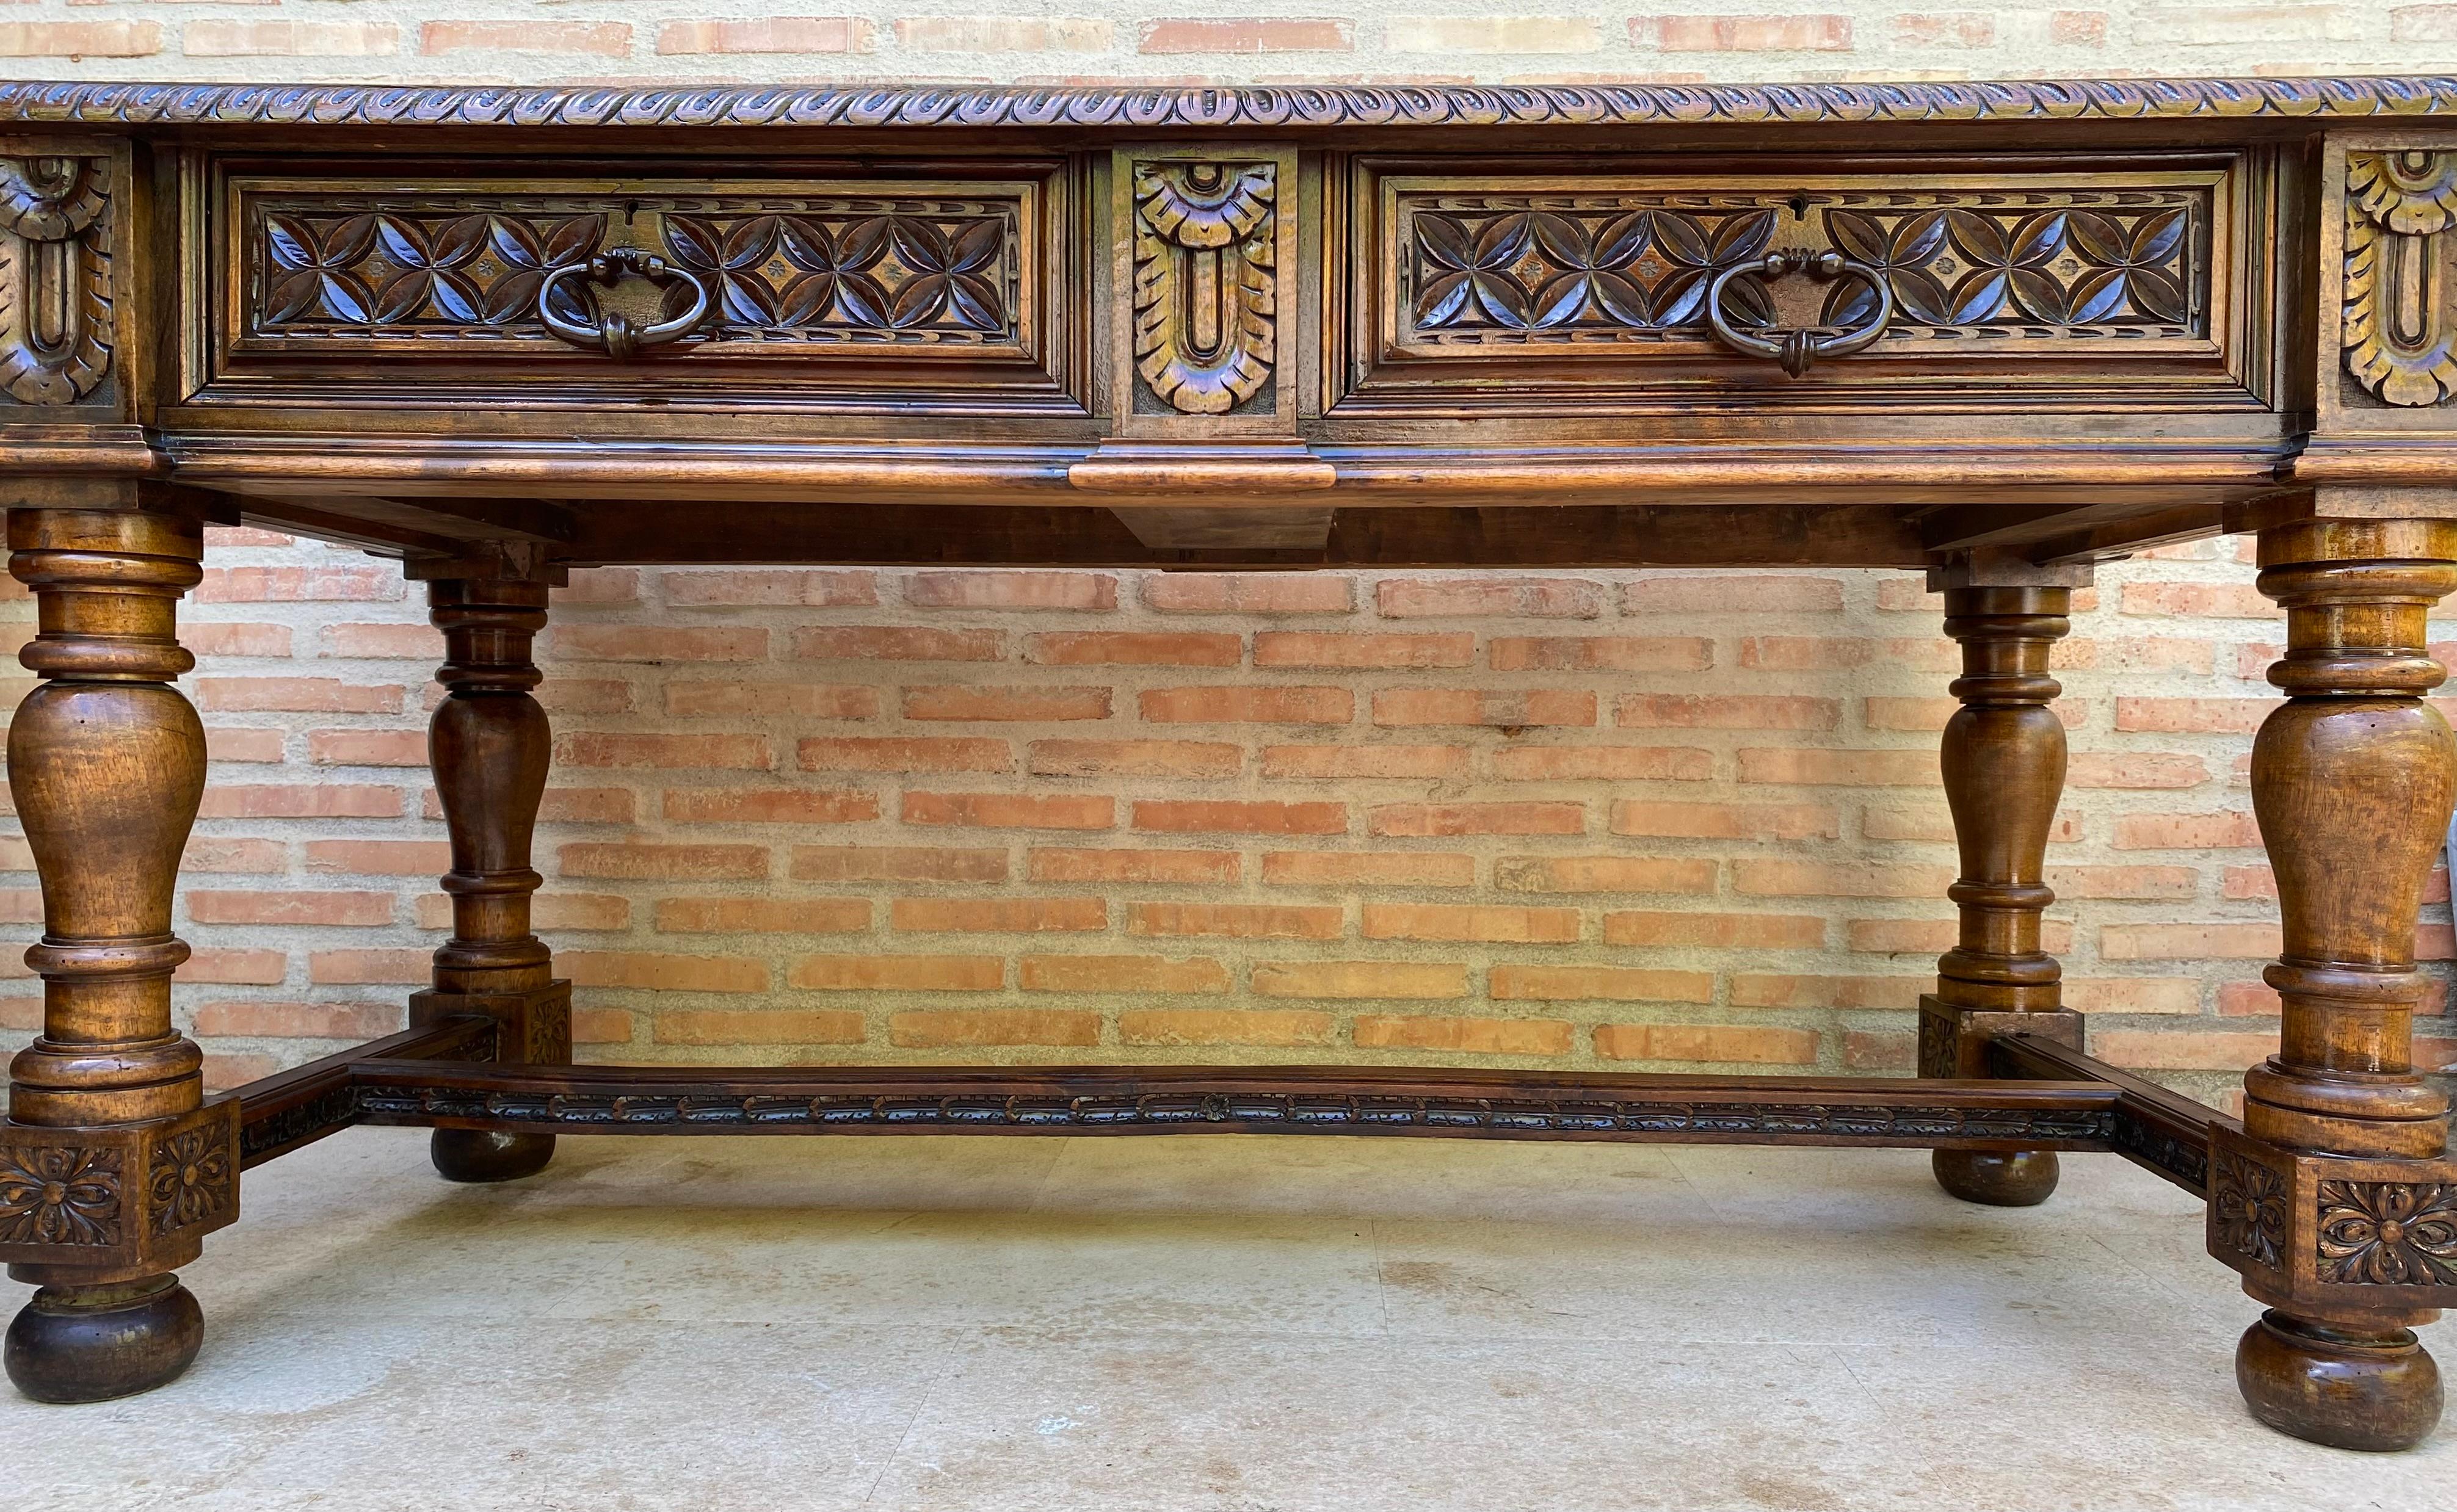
[410,983,568,1183]
[1920,997,2083,1206]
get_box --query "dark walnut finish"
[2,76,2456,1452]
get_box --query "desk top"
[5,74,2457,576]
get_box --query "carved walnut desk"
[3,74,2456,1452]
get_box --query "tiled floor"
[4,1128,2444,1510]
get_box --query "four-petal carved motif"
[2317,1181,2457,1286]
[0,1144,122,1246]
[1412,207,1777,334]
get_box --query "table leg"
[2213,517,2457,1451]
[1920,566,2086,1206]
[410,573,568,1183]
[1,507,237,1402]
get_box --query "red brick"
[2067,978,2204,1015]
[2100,922,2280,960]
[1365,903,1580,944]
[186,891,394,927]
[1492,746,1714,781]
[1252,961,1468,999]
[1890,11,1994,45]
[902,792,1113,830]
[1374,689,1597,727]
[1727,974,1926,1010]
[1596,1024,1821,1065]
[662,570,876,606]
[2049,865,2201,900]
[564,952,769,993]
[2112,812,2263,850]
[2067,752,2207,788]
[2051,9,2109,44]
[557,626,766,662]
[424,19,632,54]
[183,838,288,874]
[898,17,1113,50]
[1138,18,1354,52]
[2118,581,2274,618]
[557,732,772,770]
[651,17,867,54]
[1490,635,1711,672]
[537,681,636,716]
[2092,1030,2277,1073]
[791,845,1007,883]
[1638,14,1853,49]
[904,570,1115,610]
[1133,800,1346,835]
[1376,577,1604,620]
[196,566,399,603]
[1605,911,1826,948]
[308,949,428,985]
[1027,957,1236,995]
[203,1054,282,1091]
[187,623,295,658]
[192,1000,403,1039]
[661,787,877,824]
[1144,574,1352,614]
[176,949,288,985]
[1490,964,1715,1002]
[204,729,287,764]
[1141,685,1353,725]
[1119,1007,1334,1044]
[1626,575,1843,612]
[0,21,163,57]
[892,897,1108,933]
[305,839,450,875]
[888,1008,1098,1047]
[194,678,401,714]
[664,682,876,719]
[1261,743,1468,780]
[1354,1015,1574,1056]
[1733,861,1956,899]
[653,898,869,934]
[793,626,1004,662]
[1031,739,1240,778]
[1617,695,1838,731]
[1611,800,1838,841]
[1030,847,1241,884]
[197,784,402,820]
[1738,749,1936,786]
[800,736,1011,773]
[1495,855,1718,894]
[2114,699,2270,735]
[1261,851,1479,888]
[553,569,641,606]
[1738,637,1872,670]
[903,685,1112,722]
[1027,631,1241,666]
[1256,632,1474,668]
[557,843,769,881]
[1845,1031,1917,1071]
[790,955,1003,991]
[1130,902,1344,939]
[653,1009,865,1046]
[1370,803,1584,837]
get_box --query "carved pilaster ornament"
[2343,149,2457,407]
[1130,160,1277,416]
[0,154,110,404]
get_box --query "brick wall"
[2,534,2450,1110]
[0,3,2448,84]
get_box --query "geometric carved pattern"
[1400,189,2201,347]
[0,1142,122,1246]
[2343,150,2457,405]
[2212,1147,2290,1268]
[2316,1180,2457,1286]
[248,194,1022,348]
[1131,161,1276,414]
[0,153,111,403]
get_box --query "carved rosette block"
[0,153,111,405]
[2342,149,2457,407]
[0,1102,238,1279]
[2210,1126,2457,1320]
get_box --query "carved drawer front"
[1349,157,2249,404]
[203,163,1063,405]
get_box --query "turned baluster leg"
[2209,518,2457,1451]
[1919,559,2088,1207]
[1,508,238,1402]
[412,569,568,1183]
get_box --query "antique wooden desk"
[2,74,2456,1452]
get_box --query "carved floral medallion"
[2316,1180,2457,1286]
[2210,1148,2289,1268]
[0,1143,123,1246]
[145,1124,233,1239]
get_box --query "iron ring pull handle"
[1705,250,1894,378]
[537,248,712,360]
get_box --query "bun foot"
[430,1128,555,1184]
[1931,1149,2060,1207]
[2237,1310,2442,1452]
[5,1276,203,1403]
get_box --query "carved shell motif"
[1130,161,1276,416]
[0,154,111,405]
[2343,150,2457,407]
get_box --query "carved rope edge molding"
[1,76,2456,131]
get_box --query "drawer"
[191,158,1075,412]
[1335,154,2262,410]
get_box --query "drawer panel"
[1343,155,2256,407]
[196,160,1072,409]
